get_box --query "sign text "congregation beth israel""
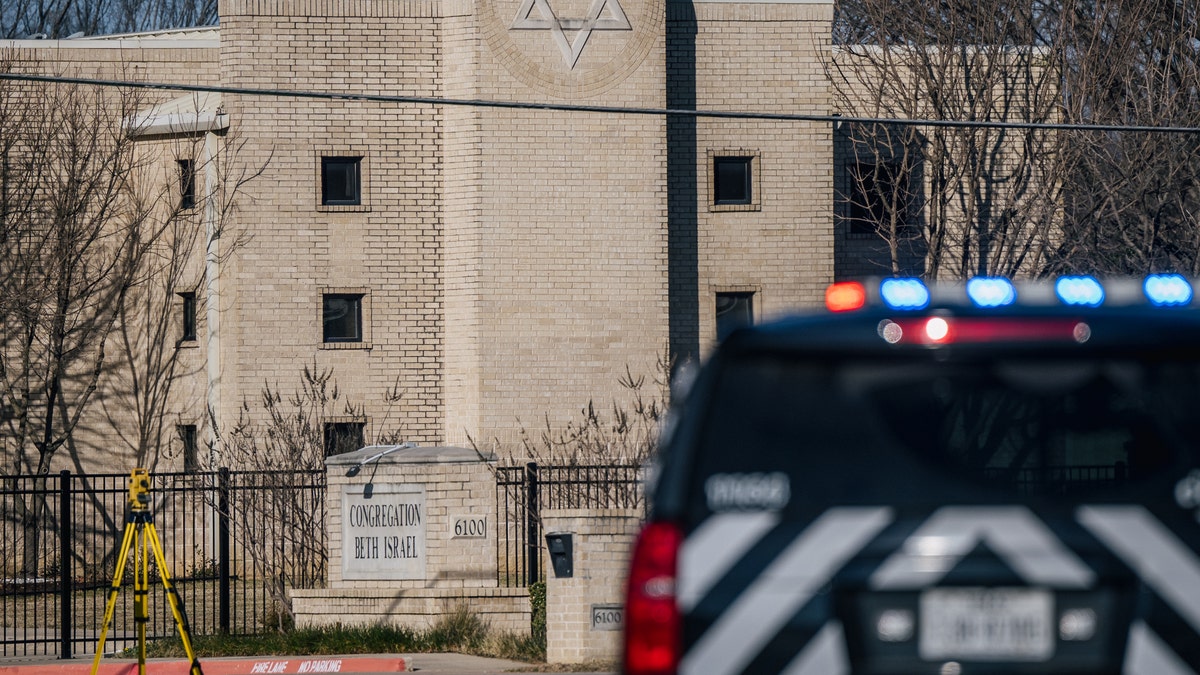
[342,484,427,580]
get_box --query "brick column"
[542,508,643,664]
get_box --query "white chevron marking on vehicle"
[1079,505,1200,632]
[680,507,892,675]
[678,511,781,611]
[870,506,1095,589]
[1123,621,1193,675]
[780,621,849,675]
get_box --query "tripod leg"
[146,523,204,675]
[137,527,149,675]
[91,522,136,675]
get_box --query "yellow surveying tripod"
[91,469,203,675]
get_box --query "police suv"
[622,275,1200,675]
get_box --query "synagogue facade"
[4,0,892,470]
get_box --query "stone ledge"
[542,508,644,519]
[325,445,495,469]
[291,586,529,600]
[292,586,532,634]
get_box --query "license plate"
[919,587,1054,661]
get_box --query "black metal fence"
[2,461,643,658]
[0,469,326,658]
[495,462,646,588]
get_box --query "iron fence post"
[218,467,231,634]
[58,470,71,659]
[525,462,539,586]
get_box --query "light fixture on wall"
[344,442,416,477]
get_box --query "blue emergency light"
[966,277,1017,308]
[880,278,930,310]
[1144,274,1193,307]
[1055,276,1105,307]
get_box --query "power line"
[2,71,1200,134]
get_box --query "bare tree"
[830,0,1065,279]
[0,54,163,572]
[832,0,1200,279]
[0,56,160,479]
[0,54,261,575]
[1049,0,1200,275]
[1,0,217,39]
[100,122,263,471]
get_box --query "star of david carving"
[510,0,632,69]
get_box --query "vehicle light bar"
[826,274,1200,311]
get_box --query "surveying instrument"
[91,469,204,675]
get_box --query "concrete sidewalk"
[0,654,614,675]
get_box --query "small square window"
[324,422,365,457]
[714,157,752,205]
[321,157,361,206]
[178,424,199,471]
[178,159,196,210]
[323,293,363,342]
[716,292,754,341]
[180,292,197,342]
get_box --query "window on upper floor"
[714,156,753,205]
[321,156,362,206]
[322,293,363,343]
[178,424,199,471]
[180,291,197,342]
[178,159,196,210]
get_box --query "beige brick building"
[4,0,894,471]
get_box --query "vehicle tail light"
[623,521,683,675]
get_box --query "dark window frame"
[714,156,753,206]
[180,291,197,342]
[321,156,362,206]
[178,159,196,210]
[324,421,365,457]
[322,293,363,343]
[716,291,755,341]
[178,424,199,472]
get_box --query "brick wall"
[448,0,670,445]
[542,508,643,664]
[217,2,446,449]
[668,0,835,361]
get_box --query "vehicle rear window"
[693,354,1194,501]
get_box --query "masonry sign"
[591,604,623,631]
[342,484,426,580]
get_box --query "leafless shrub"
[474,348,672,468]
[212,363,405,627]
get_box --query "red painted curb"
[207,657,407,674]
[0,657,407,675]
